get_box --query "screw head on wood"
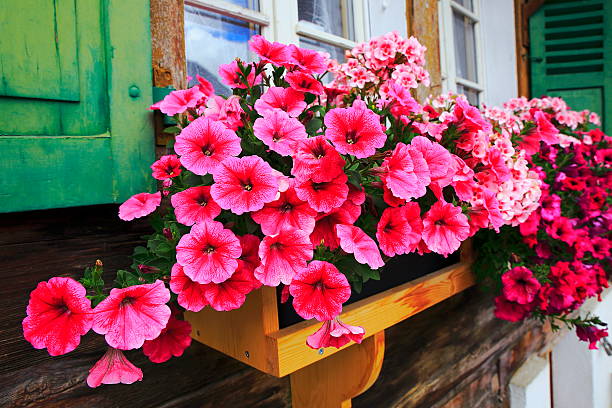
[128,85,141,98]
[245,351,250,359]
[318,348,324,355]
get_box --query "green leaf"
[114,270,141,288]
[304,93,317,104]
[305,118,323,135]
[163,126,181,134]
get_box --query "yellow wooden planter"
[185,243,474,407]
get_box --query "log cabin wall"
[0,1,558,407]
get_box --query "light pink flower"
[336,224,384,269]
[171,186,222,226]
[87,348,143,388]
[306,318,365,349]
[253,110,307,156]
[118,192,161,221]
[255,228,313,286]
[254,86,307,117]
[150,87,204,116]
[380,143,430,200]
[422,200,470,256]
[251,186,317,235]
[218,60,261,89]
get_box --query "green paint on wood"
[530,0,611,134]
[0,0,154,212]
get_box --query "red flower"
[324,101,386,158]
[118,192,161,221]
[310,200,361,249]
[174,116,242,175]
[286,44,327,74]
[171,186,222,226]
[210,156,280,215]
[87,348,143,388]
[422,200,470,256]
[291,136,345,183]
[376,204,422,257]
[254,86,306,117]
[204,267,260,311]
[534,110,559,145]
[251,185,317,235]
[289,261,351,321]
[218,60,261,89]
[501,266,541,305]
[285,71,325,95]
[238,234,262,274]
[253,110,307,156]
[294,172,349,213]
[545,217,577,246]
[149,87,204,116]
[195,74,214,97]
[176,220,242,284]
[576,325,609,350]
[249,35,292,66]
[493,296,532,322]
[143,316,192,363]
[22,277,93,356]
[306,318,365,349]
[151,155,182,180]
[92,280,171,350]
[336,224,384,269]
[169,263,208,312]
[255,228,313,286]
[380,142,430,200]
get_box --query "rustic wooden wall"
[0,205,555,408]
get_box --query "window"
[184,0,369,93]
[439,0,484,105]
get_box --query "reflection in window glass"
[298,0,354,40]
[184,5,260,95]
[214,0,259,10]
[457,84,479,106]
[452,0,473,11]
[452,11,478,82]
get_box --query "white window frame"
[187,0,370,55]
[438,0,486,104]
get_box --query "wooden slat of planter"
[269,261,475,377]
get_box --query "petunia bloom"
[149,87,204,116]
[285,71,325,95]
[421,200,470,257]
[92,280,171,350]
[310,200,361,250]
[118,192,161,221]
[174,116,242,175]
[291,136,345,183]
[380,142,430,200]
[294,172,349,213]
[142,316,192,363]
[23,277,93,356]
[251,186,317,235]
[87,348,143,388]
[210,156,280,215]
[204,266,260,311]
[255,228,313,286]
[151,155,182,180]
[409,136,453,186]
[253,110,307,156]
[249,35,292,66]
[218,60,261,89]
[171,186,222,226]
[176,220,242,284]
[169,263,209,312]
[254,86,307,117]
[324,102,386,158]
[376,204,422,257]
[287,44,328,74]
[501,266,541,305]
[290,261,351,321]
[493,296,532,322]
[576,325,609,350]
[306,318,365,349]
[336,224,384,269]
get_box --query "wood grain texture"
[290,331,385,408]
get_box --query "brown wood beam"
[515,0,545,97]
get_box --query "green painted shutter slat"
[530,0,611,134]
[0,0,154,212]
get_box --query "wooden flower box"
[185,243,474,407]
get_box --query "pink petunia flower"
[501,266,541,305]
[294,172,349,213]
[149,87,204,116]
[576,325,609,350]
[409,136,453,186]
[195,74,214,97]
[87,348,143,388]
[210,156,280,215]
[286,44,328,74]
[218,60,261,89]
[291,136,346,183]
[22,277,93,356]
[493,296,532,322]
[249,35,292,66]
[174,117,242,175]
[380,142,430,200]
[142,316,192,363]
[118,192,161,221]
[534,110,559,145]
[169,263,209,312]
[285,71,325,95]
[376,204,422,257]
[421,200,470,257]
[254,228,313,286]
[251,185,317,235]
[310,200,361,250]
[336,224,384,269]
[171,186,222,226]
[238,234,262,275]
[92,280,171,350]
[254,86,307,117]
[204,266,260,311]
[306,318,365,349]
[324,102,386,158]
[151,155,182,180]
[253,110,307,156]
[175,220,242,284]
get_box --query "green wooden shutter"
[0,0,154,212]
[529,0,611,134]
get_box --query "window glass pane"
[457,84,479,106]
[223,0,259,9]
[452,11,478,82]
[298,0,355,40]
[184,5,260,95]
[452,0,473,11]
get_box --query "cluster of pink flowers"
[23,32,608,388]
